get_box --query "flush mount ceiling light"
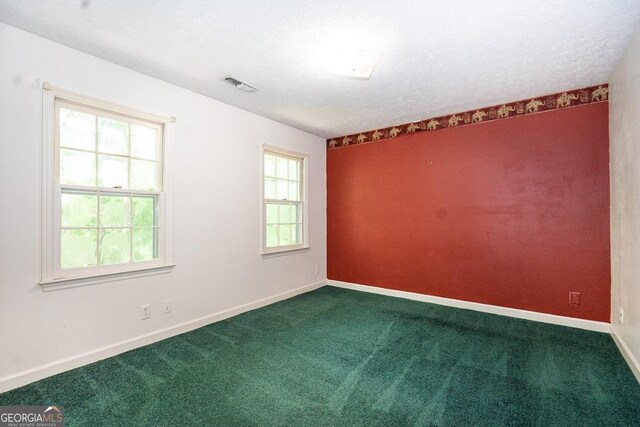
[327,46,380,80]
[314,32,383,80]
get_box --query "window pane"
[60,108,96,151]
[132,196,155,226]
[289,181,299,201]
[276,157,288,179]
[266,203,278,224]
[289,160,299,181]
[133,227,156,262]
[100,228,131,265]
[60,149,96,186]
[264,178,276,199]
[291,204,299,223]
[279,224,291,246]
[292,224,302,244]
[264,154,276,177]
[98,155,128,189]
[279,204,291,223]
[61,193,97,227]
[131,124,157,160]
[61,229,97,268]
[277,179,288,199]
[98,117,129,155]
[56,103,165,272]
[266,225,278,247]
[131,159,157,191]
[100,195,130,227]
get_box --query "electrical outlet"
[315,265,319,275]
[569,292,581,306]
[619,308,624,324]
[141,304,151,320]
[164,300,172,314]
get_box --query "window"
[41,86,173,288]
[262,147,307,253]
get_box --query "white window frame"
[261,145,309,256]
[40,84,174,291]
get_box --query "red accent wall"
[327,103,610,322]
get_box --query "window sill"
[261,246,310,258]
[39,264,176,292]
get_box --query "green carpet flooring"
[1,286,639,426]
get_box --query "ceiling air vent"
[224,76,258,92]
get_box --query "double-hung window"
[262,147,307,254]
[41,87,173,287]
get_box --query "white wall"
[610,25,640,382]
[0,23,326,390]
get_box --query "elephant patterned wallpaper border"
[326,84,609,150]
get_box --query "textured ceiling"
[1,1,639,138]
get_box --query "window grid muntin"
[56,100,163,270]
[57,101,162,192]
[264,200,303,247]
[60,188,159,268]
[263,150,304,249]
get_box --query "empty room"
[1,1,640,425]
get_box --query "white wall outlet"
[141,304,151,320]
[164,300,172,314]
[315,265,319,275]
[619,308,624,324]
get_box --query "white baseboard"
[611,326,640,384]
[328,280,610,333]
[0,280,326,394]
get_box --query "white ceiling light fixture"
[315,31,383,80]
[327,46,380,80]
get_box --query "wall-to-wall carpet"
[1,287,637,425]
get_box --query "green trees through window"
[57,103,162,270]
[263,150,304,250]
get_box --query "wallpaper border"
[326,84,609,150]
